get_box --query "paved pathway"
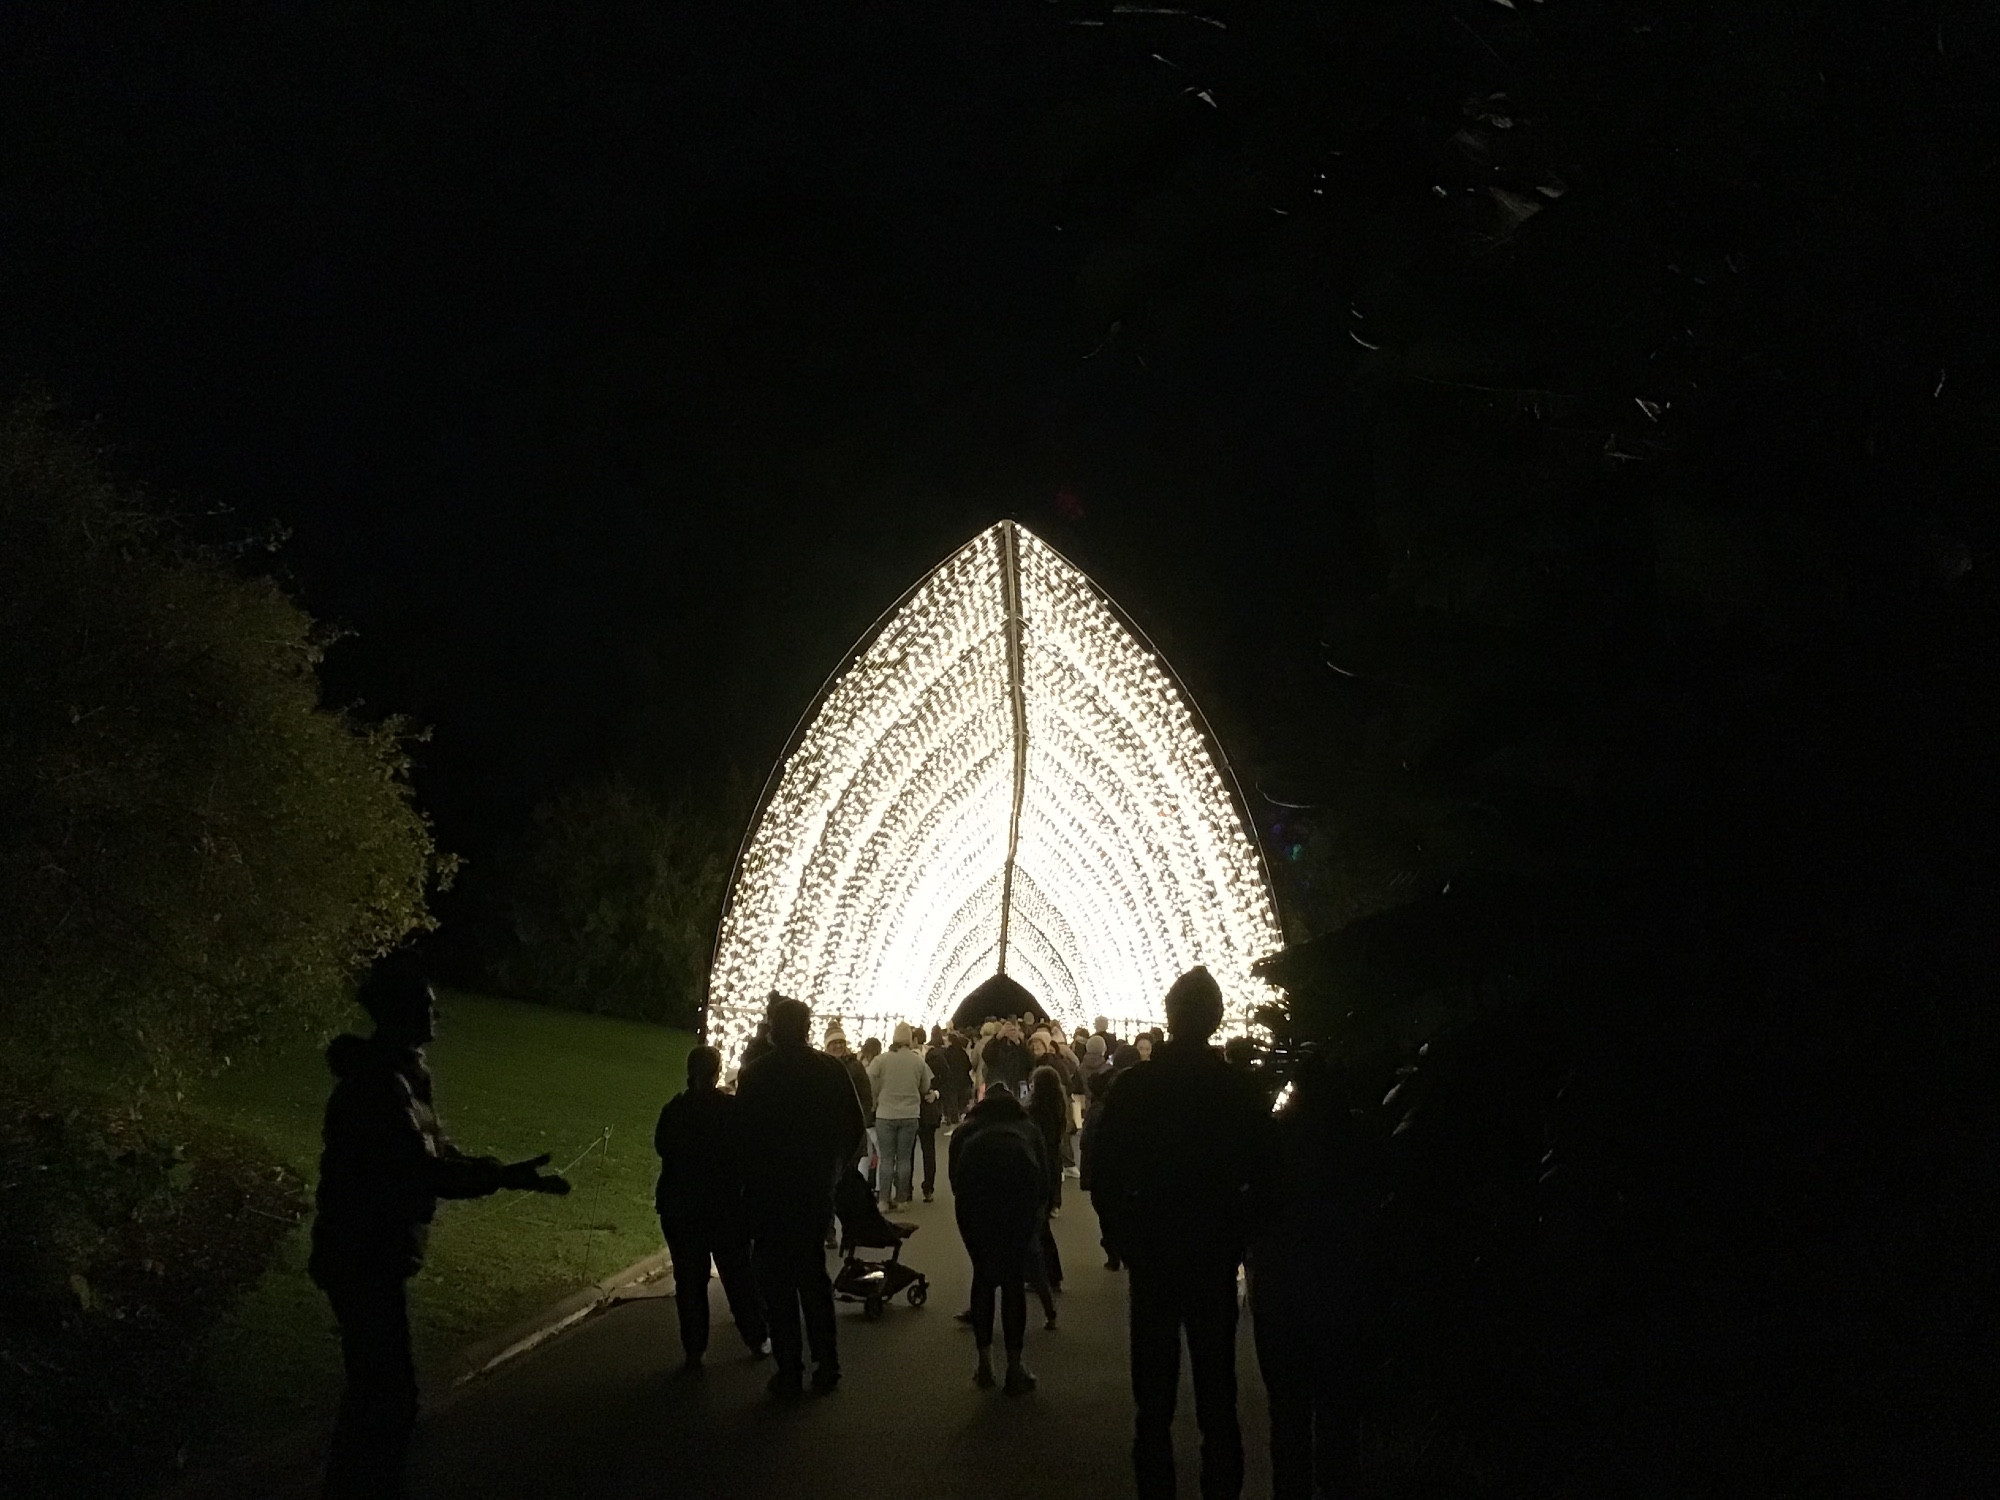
[408,1156,1272,1500]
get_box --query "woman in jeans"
[865,1022,935,1211]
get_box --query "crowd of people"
[655,971,1338,1500]
[311,957,1349,1500]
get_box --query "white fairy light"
[705,521,1283,1067]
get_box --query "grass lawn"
[184,991,693,1457]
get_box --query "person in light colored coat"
[865,1021,936,1210]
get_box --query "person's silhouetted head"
[769,994,811,1047]
[860,1036,882,1062]
[686,1045,722,1089]
[1135,1035,1154,1061]
[358,954,435,1045]
[892,1022,912,1049]
[1164,965,1224,1043]
[1093,1014,1110,1036]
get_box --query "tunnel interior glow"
[704,521,1282,1066]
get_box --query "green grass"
[186,991,693,1454]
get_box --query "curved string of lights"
[704,521,1283,1065]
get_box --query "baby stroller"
[830,1166,929,1319]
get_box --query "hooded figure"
[309,958,567,1499]
[1083,1033,1110,1077]
[950,1086,1052,1395]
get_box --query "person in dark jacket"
[916,1066,944,1202]
[981,1020,1030,1098]
[1080,1065,1120,1268]
[740,1018,775,1072]
[736,995,867,1397]
[1091,966,1278,1500]
[1250,1050,1379,1500]
[949,1086,1052,1394]
[308,958,569,1500]
[654,1045,769,1372]
[928,1029,974,1126]
[1027,1063,1069,1292]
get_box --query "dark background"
[1,1,1366,872]
[6,4,1999,1489]
[7,1,1993,884]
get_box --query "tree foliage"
[1046,5,1995,1488]
[493,775,731,1030]
[0,401,454,1077]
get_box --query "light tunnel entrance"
[702,521,1282,1066]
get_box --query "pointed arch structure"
[704,521,1282,1065]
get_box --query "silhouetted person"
[916,1065,944,1202]
[950,1082,1052,1394]
[1080,1066,1120,1269]
[825,1026,873,1172]
[1250,1051,1378,1500]
[1224,1035,1258,1078]
[1092,966,1277,1500]
[736,995,866,1396]
[740,1017,775,1071]
[1027,1063,1069,1291]
[654,1045,769,1373]
[929,1028,974,1125]
[982,1019,1030,1097]
[308,958,568,1500]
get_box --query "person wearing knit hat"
[865,1021,936,1211]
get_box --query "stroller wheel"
[907,1281,928,1307]
[864,1296,885,1320]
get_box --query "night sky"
[4,1,1992,872]
[3,3,1349,858]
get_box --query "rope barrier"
[479,1125,613,1217]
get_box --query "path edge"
[160,1249,671,1499]
[445,1248,670,1391]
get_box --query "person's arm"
[652,1101,676,1199]
[1239,1084,1283,1234]
[1088,1074,1133,1250]
[833,1058,867,1157]
[919,1057,935,1095]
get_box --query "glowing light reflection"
[706,522,1282,1065]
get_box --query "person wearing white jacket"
[866,1023,936,1211]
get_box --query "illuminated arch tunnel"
[703,521,1283,1067]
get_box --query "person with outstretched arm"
[308,956,569,1500]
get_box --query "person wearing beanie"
[865,1021,936,1211]
[1090,965,1279,1500]
[309,955,570,1498]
